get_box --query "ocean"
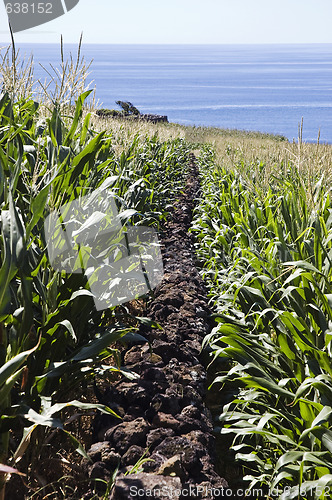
[6,43,332,143]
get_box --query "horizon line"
[2,41,332,46]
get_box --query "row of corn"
[192,145,332,499]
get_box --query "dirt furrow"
[86,154,229,499]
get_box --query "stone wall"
[96,109,168,124]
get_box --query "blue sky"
[1,0,332,44]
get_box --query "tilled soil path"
[87,154,230,499]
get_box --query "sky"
[0,0,332,45]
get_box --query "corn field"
[3,41,332,500]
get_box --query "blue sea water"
[7,43,332,143]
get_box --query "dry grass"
[92,114,332,201]
[91,114,186,154]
